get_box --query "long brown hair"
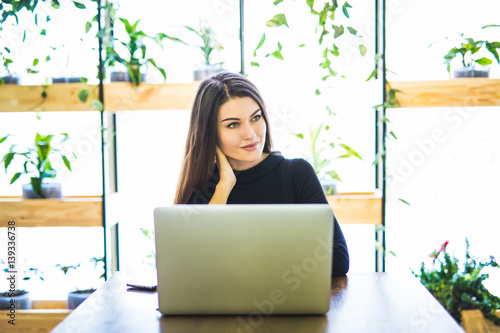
[174,72,273,204]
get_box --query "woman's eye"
[228,122,238,128]
[252,115,261,121]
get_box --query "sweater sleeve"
[291,159,350,276]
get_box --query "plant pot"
[22,182,62,199]
[52,77,82,83]
[321,178,338,195]
[453,66,490,78]
[194,65,224,81]
[0,290,32,310]
[110,71,145,83]
[0,76,19,84]
[67,289,95,309]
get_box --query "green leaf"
[45,55,51,62]
[10,172,22,184]
[299,44,306,47]
[73,1,86,9]
[62,155,72,171]
[315,89,321,96]
[476,57,492,66]
[339,144,363,160]
[271,44,284,60]
[342,2,352,18]
[306,0,314,11]
[366,68,377,81]
[266,14,289,28]
[253,33,266,57]
[389,131,398,139]
[273,0,284,4]
[33,58,39,66]
[398,198,411,206]
[85,21,92,33]
[359,44,367,56]
[296,133,304,139]
[78,89,89,103]
[0,134,9,144]
[3,152,15,170]
[347,26,358,35]
[91,100,104,111]
[250,62,260,67]
[30,177,44,198]
[325,170,342,182]
[40,29,46,36]
[333,25,344,39]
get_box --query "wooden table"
[50,271,464,333]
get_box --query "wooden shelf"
[326,192,382,225]
[0,81,200,112]
[390,78,500,108]
[0,309,71,333]
[0,196,102,227]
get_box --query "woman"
[174,72,349,276]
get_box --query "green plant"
[294,112,363,193]
[415,239,500,326]
[443,33,500,73]
[0,132,75,198]
[103,17,182,85]
[252,1,366,89]
[185,20,224,66]
[57,257,105,293]
[0,259,45,294]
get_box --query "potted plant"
[443,33,500,78]
[0,133,75,198]
[294,119,363,195]
[415,239,500,326]
[0,260,44,310]
[57,257,105,309]
[184,20,225,80]
[103,17,183,85]
[0,52,18,84]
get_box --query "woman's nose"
[241,122,256,140]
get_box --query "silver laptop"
[154,204,333,315]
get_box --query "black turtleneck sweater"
[187,152,350,276]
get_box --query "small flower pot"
[67,289,95,309]
[321,178,338,195]
[0,290,32,310]
[0,76,19,84]
[453,66,490,78]
[110,71,145,83]
[22,182,62,199]
[52,77,82,83]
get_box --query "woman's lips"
[241,142,259,151]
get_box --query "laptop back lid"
[154,204,333,315]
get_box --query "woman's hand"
[216,146,236,188]
[209,146,236,204]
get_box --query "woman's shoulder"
[272,152,315,176]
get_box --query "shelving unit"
[390,78,500,108]
[0,196,102,227]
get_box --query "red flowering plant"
[415,238,500,325]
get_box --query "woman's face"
[217,96,267,170]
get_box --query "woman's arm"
[292,159,350,276]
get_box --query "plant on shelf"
[442,33,500,78]
[0,259,45,310]
[0,132,76,198]
[57,257,105,309]
[294,112,363,195]
[415,239,500,326]
[103,17,183,85]
[184,20,224,80]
